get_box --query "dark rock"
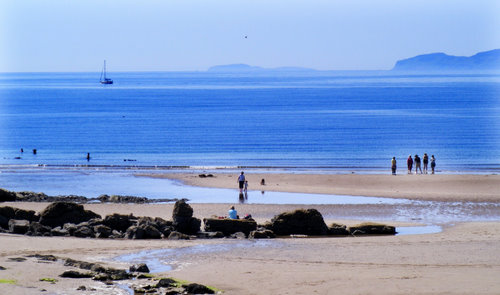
[141,224,162,239]
[167,231,190,240]
[14,208,38,222]
[196,231,225,239]
[60,270,94,278]
[63,223,77,236]
[0,206,37,229]
[172,200,201,234]
[183,283,215,294]
[0,266,5,270]
[249,229,276,239]
[102,268,130,280]
[203,218,257,236]
[94,225,112,238]
[0,188,16,202]
[266,209,329,236]
[76,286,86,291]
[51,227,69,236]
[39,202,101,228]
[8,257,26,262]
[74,226,95,238]
[125,225,144,239]
[156,278,176,288]
[328,223,349,236]
[29,222,52,236]
[27,254,58,261]
[348,223,396,236]
[129,263,150,273]
[102,213,137,232]
[229,232,246,239]
[109,230,124,239]
[8,219,30,234]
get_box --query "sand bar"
[141,172,500,202]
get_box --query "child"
[244,180,248,192]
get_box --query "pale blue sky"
[1,0,499,72]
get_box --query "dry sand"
[1,173,499,294]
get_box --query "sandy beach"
[1,173,500,294]
[142,172,500,202]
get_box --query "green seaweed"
[0,279,16,284]
[40,278,58,283]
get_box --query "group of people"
[391,154,436,175]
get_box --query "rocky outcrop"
[266,209,329,236]
[8,219,30,234]
[172,200,201,234]
[129,263,150,273]
[203,218,257,236]
[249,229,276,239]
[102,213,137,232]
[39,202,101,228]
[328,223,349,236]
[0,189,16,202]
[0,206,38,229]
[348,222,397,235]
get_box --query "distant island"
[392,49,500,71]
[206,49,500,73]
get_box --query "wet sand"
[142,172,500,202]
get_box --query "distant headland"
[392,49,500,71]
[207,49,500,73]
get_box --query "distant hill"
[392,49,500,71]
[207,63,316,73]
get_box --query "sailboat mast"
[103,60,107,80]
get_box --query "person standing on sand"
[423,153,429,174]
[244,180,248,192]
[431,155,436,174]
[414,154,422,174]
[407,155,413,174]
[237,171,245,193]
[391,157,397,175]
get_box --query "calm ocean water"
[0,71,499,172]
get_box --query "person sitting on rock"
[228,206,238,219]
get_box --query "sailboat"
[99,60,113,84]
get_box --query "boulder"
[94,225,113,238]
[183,283,215,294]
[39,202,101,228]
[60,270,94,278]
[156,278,176,288]
[196,231,225,239]
[266,209,329,236]
[0,206,37,229]
[204,218,257,236]
[74,226,95,238]
[172,200,201,234]
[249,229,276,239]
[140,224,162,239]
[0,189,16,202]
[51,227,70,236]
[102,213,137,232]
[28,222,52,236]
[8,219,30,234]
[328,223,349,236]
[125,226,144,239]
[167,231,190,240]
[348,222,396,236]
[129,263,150,273]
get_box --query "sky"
[0,0,499,72]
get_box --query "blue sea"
[0,71,499,172]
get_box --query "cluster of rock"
[0,188,178,204]
[0,201,396,239]
[7,254,215,294]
